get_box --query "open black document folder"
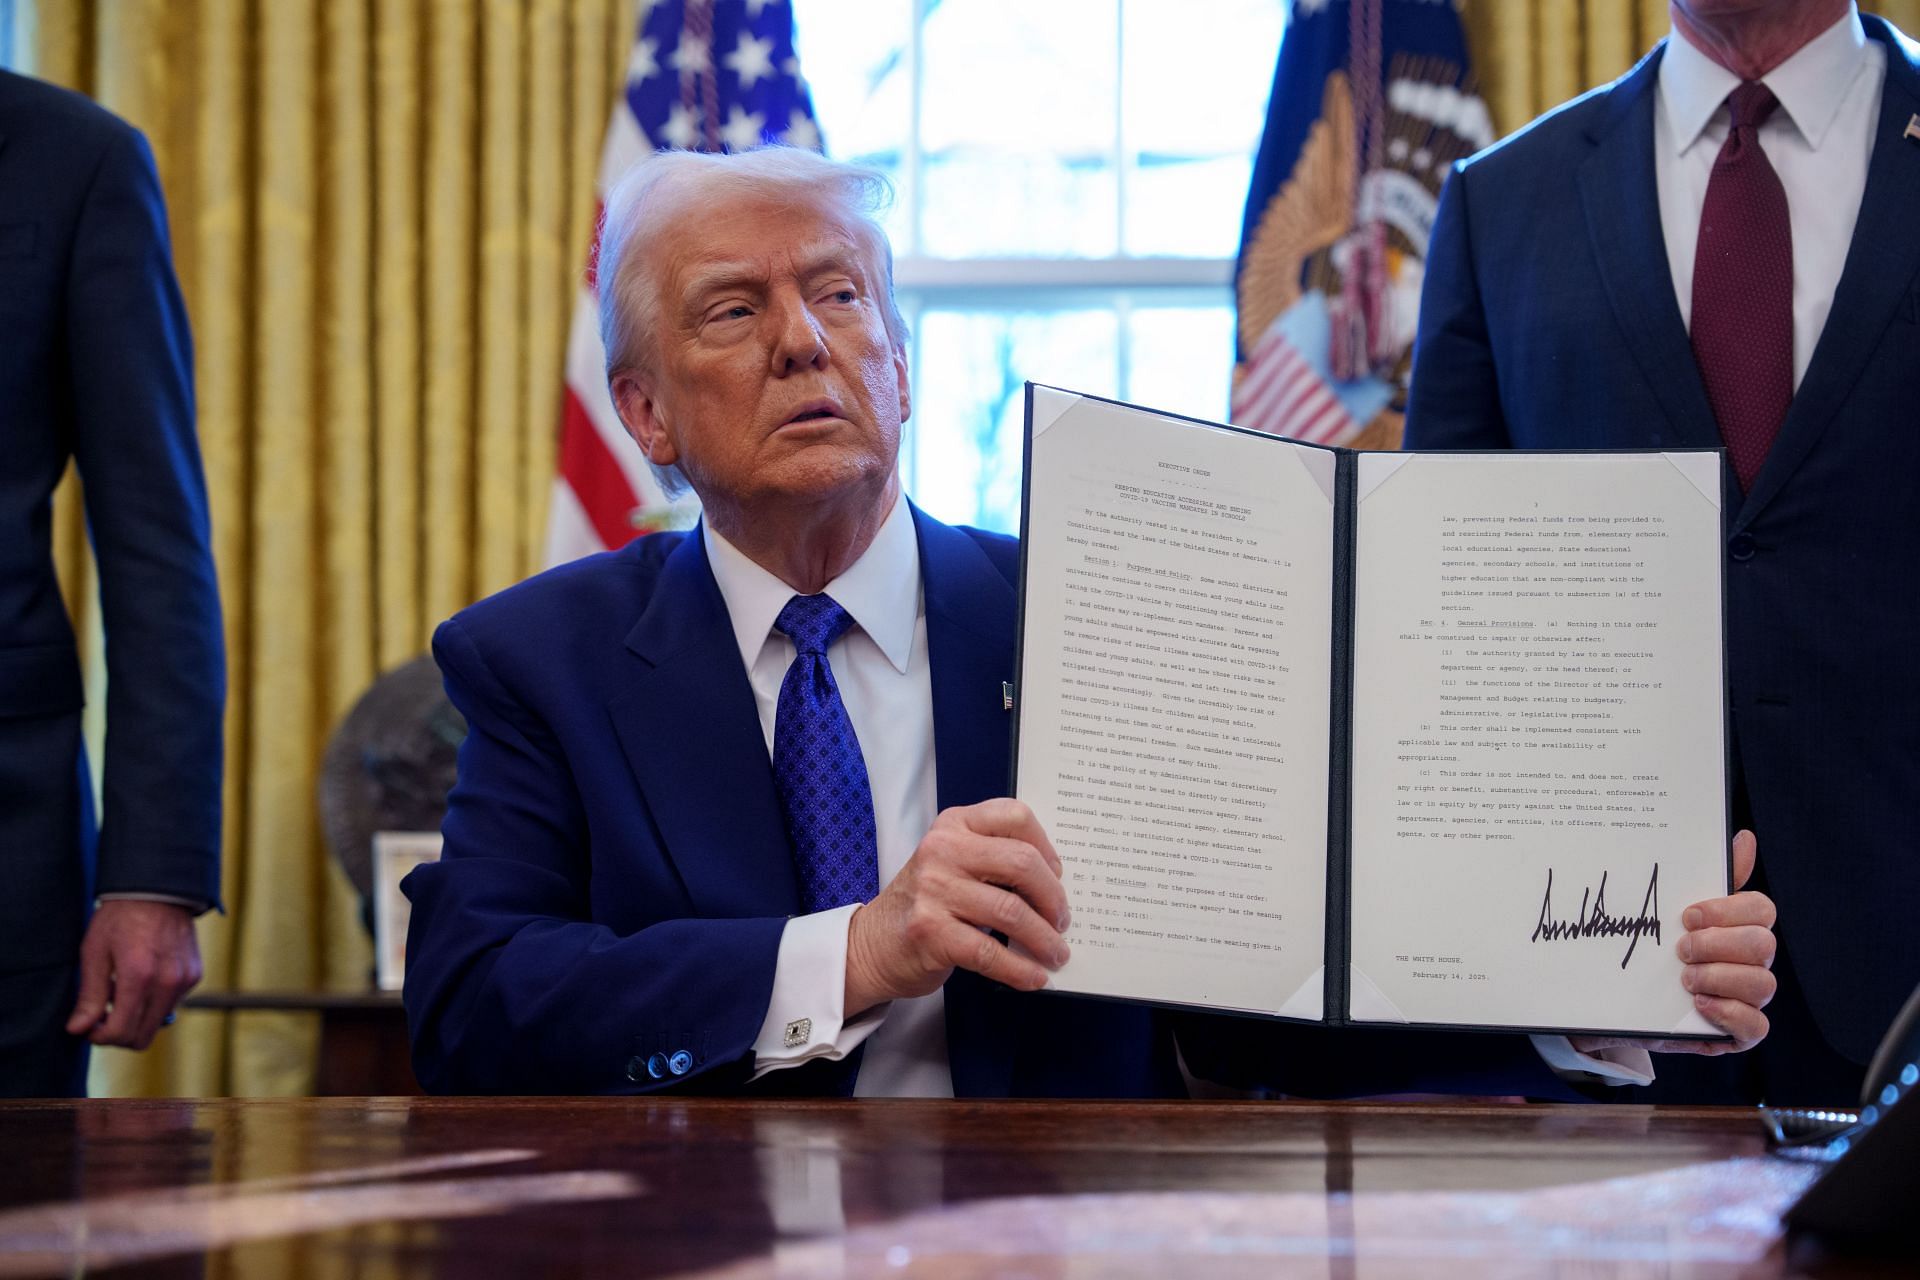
[1010,385,1732,1040]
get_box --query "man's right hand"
[844,798,1070,1016]
[64,900,203,1050]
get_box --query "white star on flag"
[745,0,775,16]
[670,33,711,75]
[626,37,659,84]
[721,105,766,152]
[660,102,701,149]
[725,32,776,88]
[781,108,820,151]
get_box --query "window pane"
[921,155,1119,258]
[1126,156,1259,258]
[919,0,1119,257]
[1122,0,1286,256]
[793,0,914,248]
[907,305,1120,532]
[1126,303,1236,423]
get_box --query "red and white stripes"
[1230,322,1356,446]
[541,106,670,566]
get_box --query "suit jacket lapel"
[1737,16,1920,530]
[914,505,1023,1098]
[1578,44,1724,451]
[917,506,1018,813]
[608,530,799,918]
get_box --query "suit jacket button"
[647,1052,669,1080]
[625,1055,647,1083]
[668,1050,693,1076]
[1728,532,1756,561]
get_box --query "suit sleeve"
[1403,162,1514,451]
[402,615,790,1094]
[67,123,225,907]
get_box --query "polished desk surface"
[0,1097,1897,1278]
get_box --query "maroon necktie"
[1691,81,1792,492]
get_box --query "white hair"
[596,147,908,499]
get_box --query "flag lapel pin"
[1906,114,1920,143]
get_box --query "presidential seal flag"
[1233,0,1492,450]
[543,0,822,565]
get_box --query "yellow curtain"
[37,0,636,1096]
[1465,0,1920,136]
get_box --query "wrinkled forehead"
[648,185,886,300]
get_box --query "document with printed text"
[1013,386,1729,1039]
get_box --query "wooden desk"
[0,1099,1895,1277]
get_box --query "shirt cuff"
[1530,1034,1656,1086]
[97,892,211,914]
[750,903,887,1079]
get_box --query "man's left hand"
[63,901,203,1049]
[1571,829,1776,1057]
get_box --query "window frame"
[798,0,1284,529]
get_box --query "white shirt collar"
[1659,5,1868,155]
[702,491,920,677]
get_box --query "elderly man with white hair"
[403,147,1174,1097]
[402,147,1777,1098]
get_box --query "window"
[0,1,22,72]
[795,0,1287,533]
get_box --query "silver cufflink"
[783,1017,812,1048]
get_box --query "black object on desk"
[1780,980,1920,1254]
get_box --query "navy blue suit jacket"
[1405,17,1920,1072]
[0,71,223,975]
[403,505,1177,1097]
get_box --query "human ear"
[892,346,911,425]
[611,370,679,468]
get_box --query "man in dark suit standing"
[1405,2,1917,1103]
[0,71,224,1096]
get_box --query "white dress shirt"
[707,493,955,1097]
[1656,6,1884,388]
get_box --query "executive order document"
[1013,387,1728,1039]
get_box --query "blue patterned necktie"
[772,594,880,914]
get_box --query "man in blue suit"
[1405,2,1917,1103]
[0,71,223,1096]
[406,146,1782,1099]
[402,146,1175,1097]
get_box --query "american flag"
[542,0,822,564]
[1233,323,1356,445]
